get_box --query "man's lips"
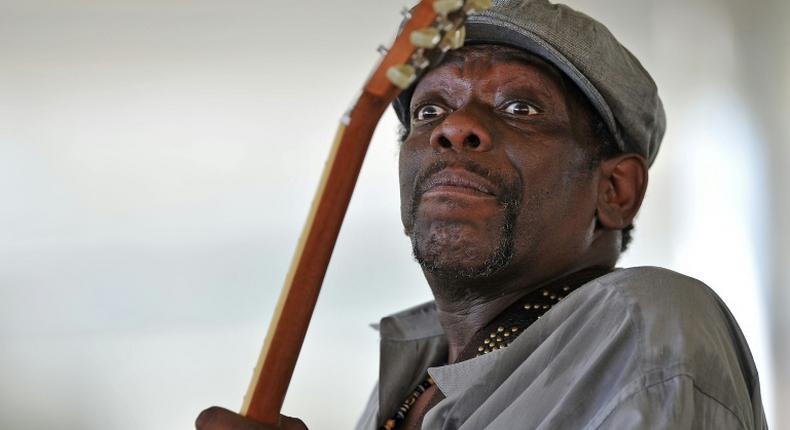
[420,169,498,198]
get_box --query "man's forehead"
[441,45,556,70]
[413,44,568,97]
[424,45,565,83]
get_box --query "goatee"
[408,159,522,280]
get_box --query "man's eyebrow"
[410,86,454,105]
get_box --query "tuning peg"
[400,6,412,19]
[441,25,466,50]
[410,27,441,48]
[433,0,464,16]
[386,64,417,89]
[411,52,430,70]
[377,45,389,56]
[465,0,493,12]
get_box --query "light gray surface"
[356,267,766,429]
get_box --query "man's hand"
[196,407,308,430]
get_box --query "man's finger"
[195,406,269,430]
[278,415,308,430]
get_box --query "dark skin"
[196,44,648,430]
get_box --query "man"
[197,0,767,428]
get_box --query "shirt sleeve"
[593,374,747,430]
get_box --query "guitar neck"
[240,93,390,424]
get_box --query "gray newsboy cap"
[393,0,666,166]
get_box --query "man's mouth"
[421,168,498,198]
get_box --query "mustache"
[412,159,517,205]
[405,158,523,235]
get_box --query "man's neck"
[428,265,612,363]
[435,290,528,363]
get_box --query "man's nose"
[429,110,493,153]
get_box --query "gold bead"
[543,304,550,310]
[512,327,519,332]
[550,294,557,300]
[478,346,485,352]
[497,326,505,332]
[523,304,532,310]
[503,332,510,337]
[542,290,549,296]
[496,337,503,342]
[490,333,496,338]
[563,286,570,291]
[484,338,490,344]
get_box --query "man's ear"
[596,154,648,229]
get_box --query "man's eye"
[502,101,541,116]
[414,104,447,121]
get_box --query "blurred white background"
[0,0,787,429]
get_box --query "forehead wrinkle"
[485,66,558,100]
[442,45,561,73]
[487,50,560,77]
[411,66,471,106]
[435,45,567,90]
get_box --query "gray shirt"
[354,267,767,429]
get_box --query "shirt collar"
[378,300,444,341]
[376,301,448,426]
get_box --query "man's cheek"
[398,156,425,232]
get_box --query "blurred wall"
[724,0,790,424]
[0,1,786,429]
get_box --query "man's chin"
[412,241,512,281]
[419,260,506,281]
[409,195,520,282]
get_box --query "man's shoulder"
[559,266,755,394]
[589,266,726,320]
[577,267,764,429]
[586,266,738,350]
[595,265,713,294]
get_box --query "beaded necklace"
[379,268,611,430]
[380,377,436,430]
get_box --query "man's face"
[399,45,600,283]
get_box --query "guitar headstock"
[364,0,492,99]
